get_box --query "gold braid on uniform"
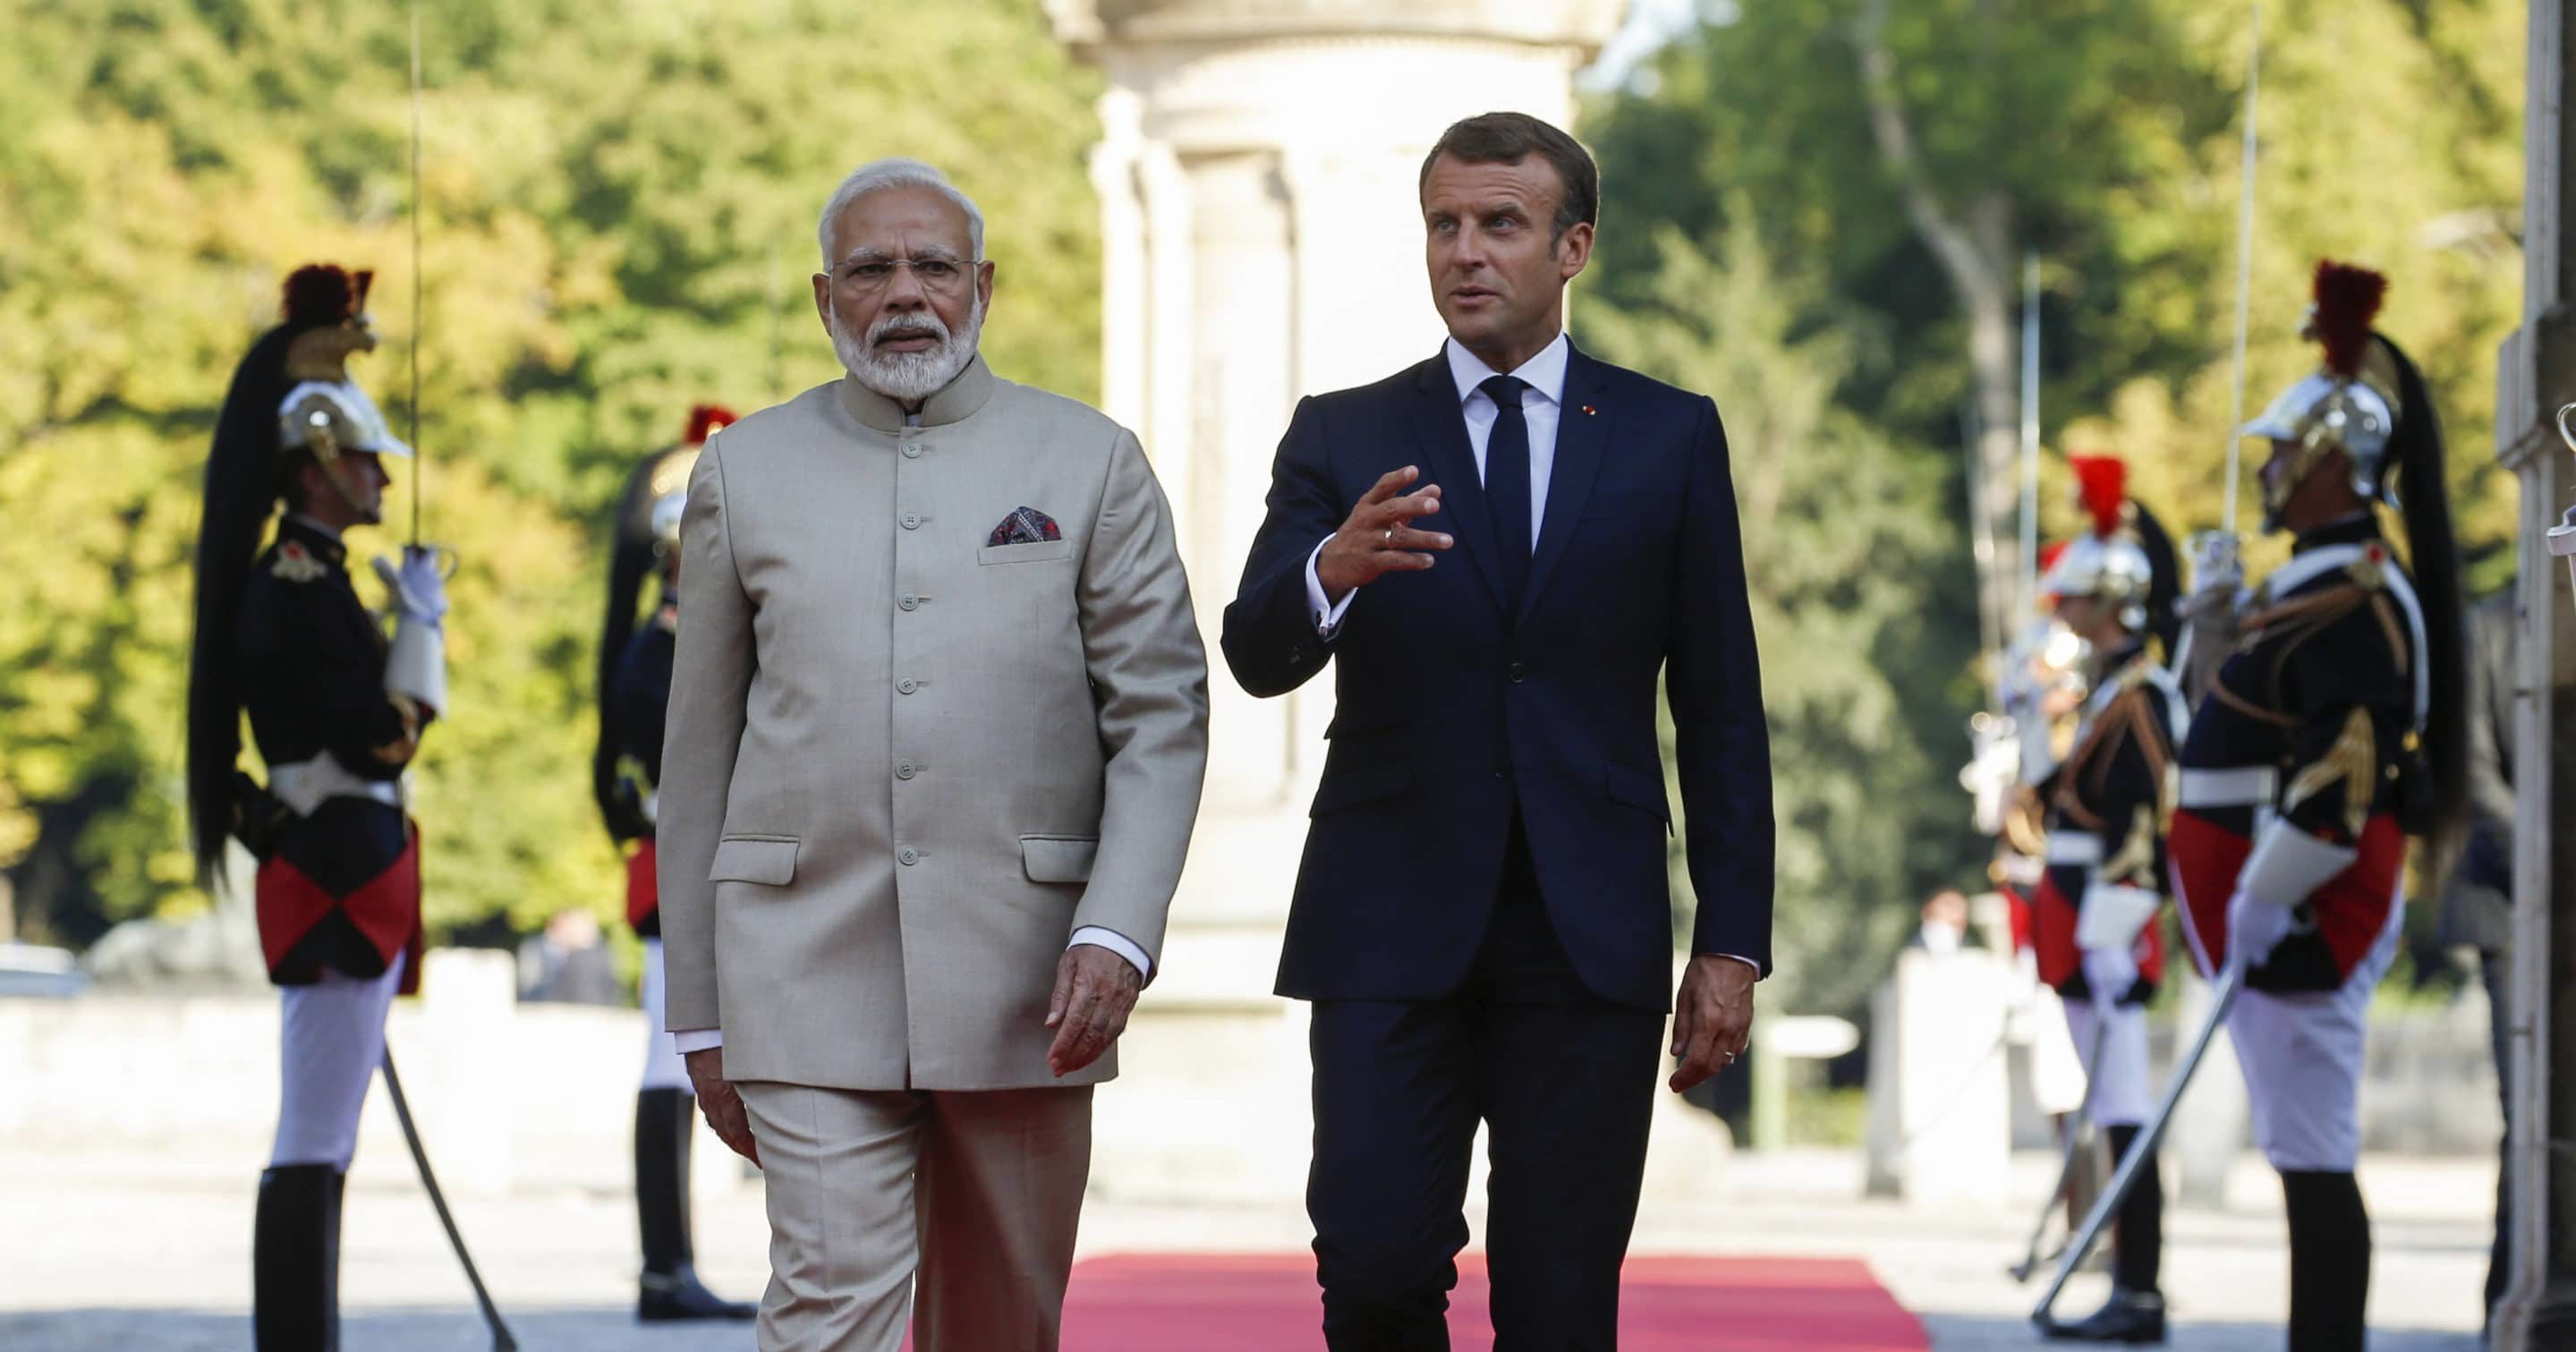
[2101,805,2159,889]
[2283,707,2376,840]
[372,693,423,766]
[2051,666,2173,830]
[2218,562,2401,732]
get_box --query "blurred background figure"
[515,908,619,1008]
[588,404,756,1322]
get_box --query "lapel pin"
[1581,404,1597,416]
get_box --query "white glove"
[371,545,452,624]
[2080,944,2138,1010]
[2227,890,2297,974]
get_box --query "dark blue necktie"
[1481,374,1532,612]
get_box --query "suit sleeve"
[655,438,752,1033]
[1664,395,1776,971]
[1220,396,1344,698]
[1072,427,1211,974]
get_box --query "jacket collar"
[2292,511,2381,554]
[836,354,998,432]
[275,514,349,570]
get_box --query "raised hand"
[1314,466,1451,603]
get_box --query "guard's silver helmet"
[2240,262,2401,530]
[279,378,413,462]
[2038,455,2155,633]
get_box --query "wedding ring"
[1382,526,1393,547]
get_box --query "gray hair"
[817,157,986,267]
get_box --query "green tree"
[0,0,1102,945]
[1582,220,1971,1017]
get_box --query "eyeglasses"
[837,258,981,294]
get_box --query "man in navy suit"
[1221,112,1774,1350]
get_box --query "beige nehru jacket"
[657,357,1209,1092]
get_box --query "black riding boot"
[636,1087,756,1322]
[253,1163,344,1351]
[2282,1168,2370,1351]
[2043,1125,2167,1343]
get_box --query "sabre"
[2007,1016,2111,1283]
[407,2,426,548]
[2031,964,2244,1326]
[2019,252,2041,619]
[382,1049,520,1351]
[2217,3,2261,539]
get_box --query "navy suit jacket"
[1221,342,1774,1012]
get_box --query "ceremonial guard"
[185,264,451,1350]
[593,405,755,1322]
[2170,262,2468,1349]
[2031,456,2186,1343]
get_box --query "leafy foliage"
[1583,222,1970,1017]
[0,0,1100,943]
[1586,0,2526,1010]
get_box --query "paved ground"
[1,1146,2490,1349]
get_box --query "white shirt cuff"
[1304,537,1356,636]
[1070,925,1152,982]
[671,1029,723,1053]
[1706,953,1759,976]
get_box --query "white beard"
[830,297,983,404]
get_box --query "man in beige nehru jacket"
[656,157,1210,1352]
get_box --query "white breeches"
[2062,997,2154,1128]
[2228,895,2406,1172]
[271,953,406,1170]
[640,938,690,1092]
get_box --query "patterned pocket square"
[987,506,1063,547]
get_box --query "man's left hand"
[1670,955,1756,1093]
[1045,944,1143,1078]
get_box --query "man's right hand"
[684,1047,760,1168]
[1314,466,1450,604]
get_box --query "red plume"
[279,264,354,325]
[684,404,739,445]
[2310,260,2387,379]
[2068,455,2126,539]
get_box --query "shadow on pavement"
[0,1306,751,1351]
[1917,1313,2482,1351]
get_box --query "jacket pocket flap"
[1309,761,1412,817]
[1605,762,1670,819]
[977,540,1076,565]
[709,837,798,886]
[1021,835,1099,883]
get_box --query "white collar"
[1445,333,1569,407]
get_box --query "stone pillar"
[1050,0,1628,1203]
[2488,3,2576,1343]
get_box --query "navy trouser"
[1306,823,1666,1351]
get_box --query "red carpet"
[1058,1254,1928,1351]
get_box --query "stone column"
[1050,0,1627,1203]
[2487,3,2576,1343]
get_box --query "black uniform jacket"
[2035,642,2184,1004]
[239,517,428,991]
[2172,515,2421,991]
[608,597,676,935]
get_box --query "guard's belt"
[2178,766,2275,810]
[268,753,405,815]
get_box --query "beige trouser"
[736,1081,1092,1352]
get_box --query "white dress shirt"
[668,409,1154,1053]
[1292,333,1756,980]
[1305,334,1569,632]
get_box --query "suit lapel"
[1521,344,1613,622]
[1406,356,1507,616]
